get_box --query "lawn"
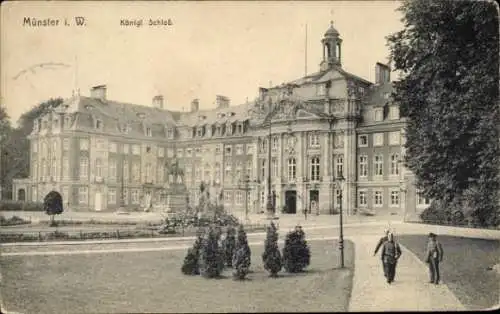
[397,234,500,310]
[1,239,354,313]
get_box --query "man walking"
[381,232,402,284]
[425,233,444,285]
[373,229,390,279]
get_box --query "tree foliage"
[198,226,224,278]
[43,190,63,226]
[387,0,500,226]
[262,222,282,277]
[222,226,237,267]
[181,231,204,275]
[233,225,251,280]
[282,226,310,273]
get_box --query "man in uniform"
[381,232,402,284]
[373,228,390,279]
[425,233,444,284]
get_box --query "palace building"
[13,22,428,219]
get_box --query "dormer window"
[198,115,206,121]
[146,127,152,137]
[216,125,221,136]
[237,124,243,134]
[53,118,59,129]
[229,112,236,117]
[218,113,226,119]
[166,128,174,139]
[197,126,204,137]
[374,108,384,122]
[136,112,146,119]
[96,119,103,130]
[64,116,71,128]
[316,84,326,96]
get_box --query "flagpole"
[305,23,308,76]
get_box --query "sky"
[1,0,403,125]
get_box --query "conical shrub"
[232,225,251,280]
[181,231,203,275]
[199,226,224,278]
[282,225,310,273]
[262,222,282,277]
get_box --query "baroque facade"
[13,22,429,219]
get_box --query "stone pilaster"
[343,127,357,215]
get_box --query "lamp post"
[266,111,275,219]
[335,173,345,268]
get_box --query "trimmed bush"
[262,222,282,277]
[232,225,251,280]
[43,191,64,227]
[199,226,224,278]
[0,215,31,226]
[222,226,237,267]
[282,225,310,273]
[181,231,204,275]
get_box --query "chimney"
[216,95,230,108]
[90,85,107,100]
[191,99,199,112]
[375,63,391,85]
[153,95,164,109]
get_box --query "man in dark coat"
[425,233,444,285]
[373,228,390,278]
[381,232,402,284]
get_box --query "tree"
[198,226,224,278]
[43,190,63,226]
[262,222,282,277]
[222,226,236,267]
[181,230,204,275]
[232,225,251,280]
[282,225,310,273]
[387,0,500,226]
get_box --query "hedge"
[0,201,44,211]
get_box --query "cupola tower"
[320,21,342,71]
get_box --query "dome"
[324,21,340,37]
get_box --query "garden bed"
[0,215,31,226]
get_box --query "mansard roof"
[176,102,252,127]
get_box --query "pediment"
[295,109,320,119]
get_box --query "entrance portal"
[284,190,297,214]
[309,190,319,214]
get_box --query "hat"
[428,232,437,238]
[384,228,390,234]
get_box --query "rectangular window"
[186,148,193,157]
[335,155,343,178]
[260,159,266,180]
[236,145,244,155]
[109,159,117,182]
[359,155,368,178]
[261,191,266,208]
[334,134,344,148]
[310,157,320,181]
[246,160,253,178]
[109,142,117,153]
[225,145,232,156]
[145,163,153,182]
[224,191,232,203]
[195,147,202,157]
[374,190,383,207]
[374,108,384,122]
[63,139,70,151]
[146,127,152,137]
[157,164,164,183]
[79,157,89,180]
[316,84,326,96]
[389,106,400,120]
[272,137,279,151]
[224,161,232,180]
[309,133,320,147]
[132,145,140,155]
[288,158,297,181]
[108,188,116,204]
[389,131,401,145]
[417,191,431,206]
[78,187,88,205]
[80,138,89,151]
[373,133,384,147]
[390,190,400,207]
[358,190,367,207]
[246,144,253,155]
[215,145,221,154]
[358,135,368,147]
[272,158,279,177]
[374,155,383,176]
[177,148,184,157]
[390,154,400,176]
[235,191,243,205]
[123,144,129,154]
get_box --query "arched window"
[287,158,296,181]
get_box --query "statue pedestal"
[162,183,188,214]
